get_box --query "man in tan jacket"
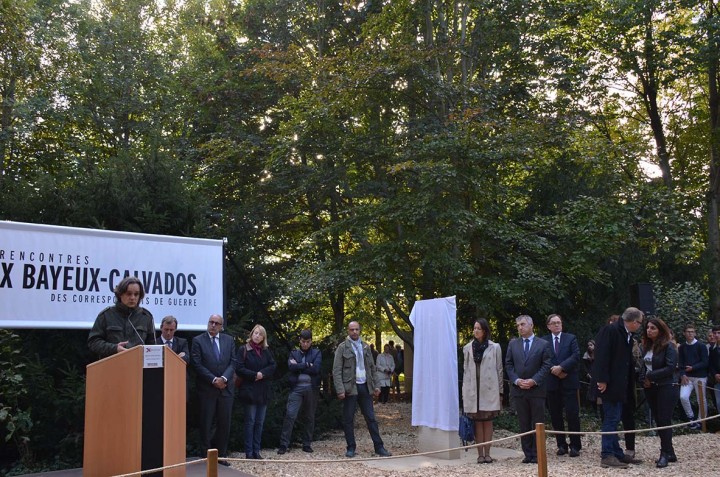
[333,321,392,458]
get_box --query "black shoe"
[522,457,532,464]
[666,451,677,463]
[656,453,668,468]
[375,447,392,457]
[277,446,287,455]
[345,449,356,458]
[253,453,263,460]
[302,445,314,453]
[619,454,643,464]
[557,447,568,456]
[569,448,580,457]
[218,460,231,467]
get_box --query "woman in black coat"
[640,317,679,468]
[236,324,277,459]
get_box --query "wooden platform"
[16,459,254,477]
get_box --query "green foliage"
[1,0,719,471]
[653,280,709,335]
[0,331,32,465]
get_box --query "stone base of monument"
[417,426,461,460]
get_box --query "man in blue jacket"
[277,329,322,454]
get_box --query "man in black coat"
[191,314,237,464]
[505,314,553,464]
[593,307,644,469]
[708,324,720,413]
[542,314,581,457]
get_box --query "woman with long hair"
[640,317,679,468]
[236,324,277,459]
[461,318,503,463]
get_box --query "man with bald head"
[191,314,237,465]
[333,321,392,458]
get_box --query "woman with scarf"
[462,318,503,463]
[640,317,679,468]
[236,324,277,459]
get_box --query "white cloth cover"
[410,296,458,431]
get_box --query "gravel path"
[228,401,719,476]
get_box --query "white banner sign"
[0,221,224,331]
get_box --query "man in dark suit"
[593,307,644,469]
[191,314,237,465]
[708,324,720,414]
[542,314,581,457]
[505,314,553,464]
[158,315,189,363]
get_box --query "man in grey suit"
[191,314,237,465]
[505,314,553,464]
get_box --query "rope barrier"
[112,457,206,477]
[110,408,720,476]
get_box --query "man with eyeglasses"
[542,314,582,457]
[593,307,644,469]
[191,314,237,465]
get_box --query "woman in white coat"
[376,344,395,403]
[462,318,503,463]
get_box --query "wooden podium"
[84,346,186,477]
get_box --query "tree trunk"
[707,1,720,323]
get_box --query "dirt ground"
[227,400,719,476]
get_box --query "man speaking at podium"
[88,276,157,359]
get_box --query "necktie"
[554,336,560,355]
[523,339,530,357]
[166,340,172,348]
[212,336,221,360]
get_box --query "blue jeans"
[244,403,267,456]
[601,401,624,458]
[342,384,384,452]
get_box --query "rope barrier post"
[207,449,218,477]
[699,381,707,433]
[535,422,548,477]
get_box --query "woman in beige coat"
[462,318,503,463]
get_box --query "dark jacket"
[158,335,190,364]
[505,336,553,398]
[287,347,322,388]
[593,319,636,403]
[678,341,709,379]
[640,342,678,386]
[708,345,720,384]
[542,332,581,391]
[191,332,237,398]
[236,343,277,405]
[88,304,156,359]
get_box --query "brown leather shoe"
[601,456,629,468]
